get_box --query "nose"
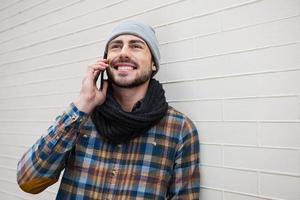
[119,45,130,59]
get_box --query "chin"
[107,70,152,88]
[112,77,150,88]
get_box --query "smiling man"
[17,20,200,199]
[107,35,155,88]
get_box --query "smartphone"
[100,70,105,90]
[99,58,109,90]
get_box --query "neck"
[112,80,150,112]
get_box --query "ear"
[151,61,157,71]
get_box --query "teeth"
[117,66,133,71]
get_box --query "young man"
[17,20,200,199]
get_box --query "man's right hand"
[74,59,109,114]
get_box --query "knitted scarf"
[91,79,168,144]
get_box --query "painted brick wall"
[0,0,299,199]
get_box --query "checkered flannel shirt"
[17,103,200,199]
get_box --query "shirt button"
[111,169,118,176]
[82,134,88,138]
[71,116,77,121]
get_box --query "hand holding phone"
[74,59,109,113]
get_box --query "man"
[17,20,200,199]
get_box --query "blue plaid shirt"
[17,103,200,199]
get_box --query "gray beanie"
[103,20,160,76]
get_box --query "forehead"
[109,34,146,44]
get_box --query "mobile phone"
[100,69,107,90]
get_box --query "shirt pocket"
[117,166,171,200]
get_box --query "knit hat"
[103,20,160,76]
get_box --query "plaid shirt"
[17,103,200,200]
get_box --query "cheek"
[106,54,115,64]
[139,55,152,65]
[106,51,120,60]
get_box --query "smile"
[117,66,134,71]
[111,62,137,71]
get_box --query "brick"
[0,192,22,200]
[0,0,175,44]
[221,16,300,53]
[260,173,300,200]
[0,59,89,87]
[0,0,76,32]
[0,42,101,75]
[201,165,258,194]
[0,121,50,135]
[0,77,81,99]
[0,107,62,122]
[0,168,17,181]
[216,0,259,8]
[0,0,42,21]
[139,0,261,29]
[156,13,221,43]
[224,192,266,200]
[0,156,18,169]
[0,134,40,147]
[224,146,299,173]
[196,122,258,145]
[200,144,223,166]
[157,44,300,82]
[0,145,28,158]
[0,11,113,55]
[193,33,225,59]
[223,96,299,121]
[157,54,230,82]
[260,122,300,148]
[160,39,195,63]
[169,100,222,121]
[163,70,300,100]
[0,93,77,110]
[200,187,222,200]
[0,30,100,63]
[221,0,300,29]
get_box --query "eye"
[109,44,122,50]
[131,44,143,49]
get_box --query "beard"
[107,67,152,88]
[107,59,153,88]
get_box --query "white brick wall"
[0,0,299,199]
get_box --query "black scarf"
[91,79,168,144]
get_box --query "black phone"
[100,70,105,90]
[99,58,109,90]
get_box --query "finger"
[91,63,108,70]
[92,65,108,74]
[95,59,109,67]
[87,64,107,78]
[100,80,109,94]
[96,58,108,64]
[93,70,101,83]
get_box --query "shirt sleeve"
[17,103,88,194]
[167,117,200,199]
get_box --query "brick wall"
[0,0,299,199]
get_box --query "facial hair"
[107,58,153,88]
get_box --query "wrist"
[74,99,95,114]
